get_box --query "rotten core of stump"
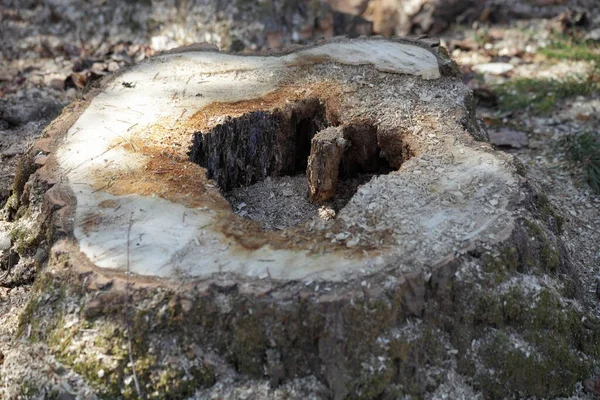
[189,97,410,229]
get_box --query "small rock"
[0,232,11,251]
[107,61,121,72]
[97,369,105,378]
[181,298,193,313]
[472,62,514,75]
[91,62,108,73]
[335,232,349,241]
[346,236,360,248]
[151,35,179,52]
[584,28,600,42]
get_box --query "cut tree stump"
[2,38,598,399]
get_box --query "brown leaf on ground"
[65,72,87,90]
[64,71,105,91]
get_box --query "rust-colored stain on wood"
[86,81,386,255]
[93,82,342,210]
[183,82,341,132]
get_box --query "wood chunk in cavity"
[306,127,348,203]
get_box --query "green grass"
[495,76,599,115]
[564,131,600,194]
[492,34,600,115]
[540,38,600,65]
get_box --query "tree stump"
[2,38,598,399]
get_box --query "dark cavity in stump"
[189,98,327,192]
[189,98,408,229]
